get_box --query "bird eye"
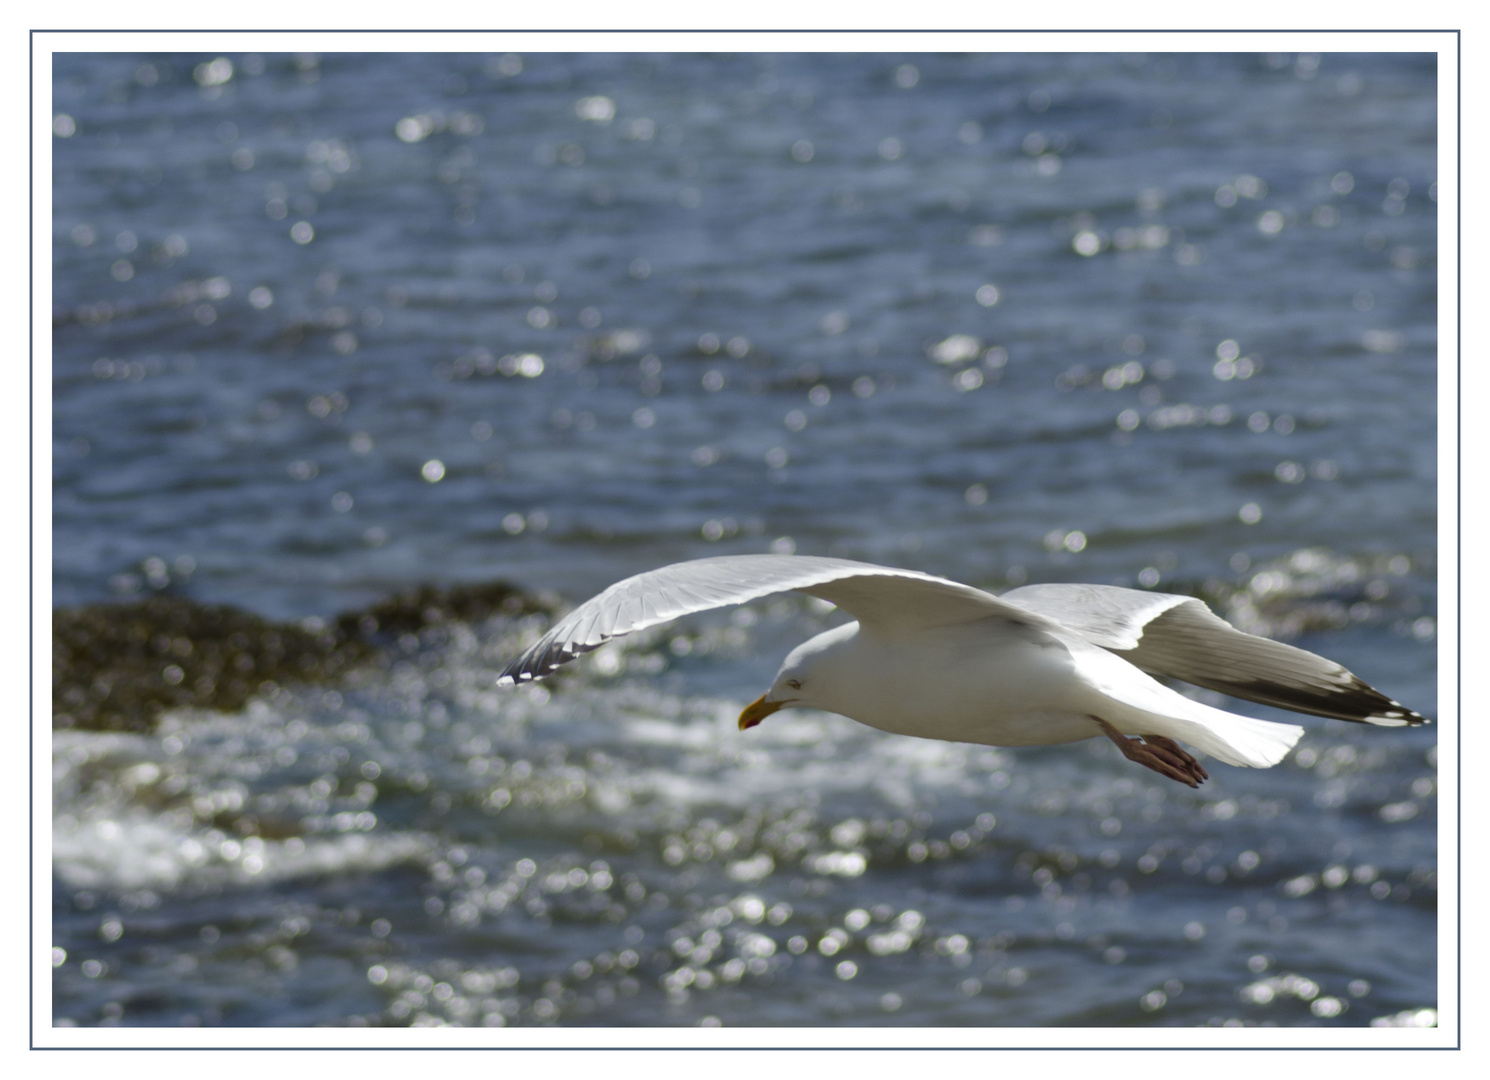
[786,678,802,690]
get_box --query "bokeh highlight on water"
[51,51,1438,1031]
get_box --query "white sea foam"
[53,812,434,891]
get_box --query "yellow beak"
[739,694,788,730]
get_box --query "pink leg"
[1091,717,1208,787]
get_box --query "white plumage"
[500,555,1427,786]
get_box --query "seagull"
[499,555,1428,787]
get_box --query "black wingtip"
[1362,701,1431,727]
[1218,671,1431,728]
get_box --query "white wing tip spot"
[1364,703,1428,727]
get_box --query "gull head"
[738,621,860,730]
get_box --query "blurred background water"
[50,50,1438,1031]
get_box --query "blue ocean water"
[51,50,1438,1031]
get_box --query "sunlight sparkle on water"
[931,335,981,365]
[575,96,616,123]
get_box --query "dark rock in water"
[52,597,373,734]
[53,581,552,733]
[334,581,549,639]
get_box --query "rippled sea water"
[50,51,1439,1033]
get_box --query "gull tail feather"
[1160,699,1305,768]
[1073,640,1304,769]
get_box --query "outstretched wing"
[1000,582,1428,726]
[499,555,1056,684]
